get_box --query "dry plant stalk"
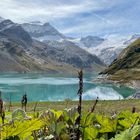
[76,69,83,139]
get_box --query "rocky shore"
[93,74,140,99]
[92,74,122,87]
[93,74,140,89]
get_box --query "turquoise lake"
[0,73,135,102]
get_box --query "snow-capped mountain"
[22,22,66,41]
[68,36,104,48]
[72,34,140,65]
[80,36,105,48]
[3,17,140,72]
[21,20,140,65]
[91,35,140,65]
[0,17,105,73]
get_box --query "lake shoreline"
[93,74,140,89]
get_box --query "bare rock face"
[21,22,105,68]
[42,40,105,68]
[0,20,32,48]
[21,22,65,41]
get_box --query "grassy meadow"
[8,99,140,114]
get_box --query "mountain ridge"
[73,34,140,65]
[0,18,105,73]
[21,22,66,41]
[20,19,140,65]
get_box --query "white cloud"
[0,0,139,37]
[61,15,136,37]
[0,0,116,23]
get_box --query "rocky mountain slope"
[21,21,105,71]
[0,20,32,47]
[42,40,104,69]
[0,36,45,72]
[100,38,140,83]
[0,18,105,73]
[21,20,140,66]
[2,17,140,75]
[21,22,66,41]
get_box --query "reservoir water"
[0,73,135,102]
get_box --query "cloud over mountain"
[0,0,140,37]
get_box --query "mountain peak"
[0,16,5,23]
[0,19,14,25]
[0,19,16,31]
[43,22,51,26]
[82,35,103,40]
[0,19,32,47]
[80,35,104,48]
[22,22,66,41]
[29,21,43,25]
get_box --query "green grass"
[7,99,140,115]
[108,68,140,83]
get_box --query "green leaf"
[84,126,98,140]
[2,119,43,139]
[71,112,79,125]
[111,125,140,140]
[56,122,65,136]
[51,110,63,120]
[63,109,79,125]
[117,111,139,129]
[81,113,95,127]
[96,114,117,133]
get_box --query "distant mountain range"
[0,16,139,74]
[0,17,105,73]
[21,21,139,65]
[70,35,140,65]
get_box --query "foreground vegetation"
[0,99,140,140]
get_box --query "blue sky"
[0,0,140,37]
